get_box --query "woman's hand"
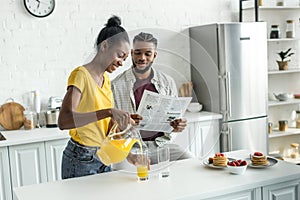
[111,108,132,130]
[130,114,143,125]
[170,118,187,132]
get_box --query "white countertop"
[0,128,69,147]
[14,150,300,200]
[0,111,221,148]
[183,111,222,123]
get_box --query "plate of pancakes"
[246,152,278,168]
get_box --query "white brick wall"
[0,0,237,109]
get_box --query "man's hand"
[130,114,143,125]
[170,118,187,132]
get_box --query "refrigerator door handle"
[225,72,232,117]
[220,123,229,152]
[228,127,233,152]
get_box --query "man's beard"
[132,59,153,74]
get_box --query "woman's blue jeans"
[61,139,111,179]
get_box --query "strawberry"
[208,157,213,164]
[240,160,247,166]
[214,153,225,157]
[254,152,263,156]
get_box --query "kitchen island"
[1,111,222,200]
[14,150,300,200]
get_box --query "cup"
[157,146,170,178]
[23,111,34,130]
[136,150,149,182]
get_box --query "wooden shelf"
[269,128,300,138]
[267,38,300,42]
[268,98,300,107]
[268,68,300,75]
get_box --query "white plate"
[246,157,278,168]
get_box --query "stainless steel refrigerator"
[189,22,268,154]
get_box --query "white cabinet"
[9,143,48,187]
[0,147,12,200]
[8,139,68,200]
[189,120,219,158]
[207,188,262,200]
[174,118,220,159]
[263,179,300,200]
[45,139,68,181]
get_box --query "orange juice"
[137,165,148,178]
[97,138,141,166]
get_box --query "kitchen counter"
[0,111,221,147]
[13,150,300,200]
[0,128,69,147]
[184,111,222,123]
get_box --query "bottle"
[286,20,295,38]
[278,120,288,131]
[268,122,273,134]
[290,143,299,158]
[296,110,300,128]
[270,25,280,39]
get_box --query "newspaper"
[136,90,192,133]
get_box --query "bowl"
[273,93,289,101]
[227,164,247,175]
[187,102,203,112]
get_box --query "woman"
[58,16,133,179]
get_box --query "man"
[112,32,194,164]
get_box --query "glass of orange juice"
[136,150,149,182]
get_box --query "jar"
[270,25,280,39]
[268,122,273,134]
[286,20,295,38]
[290,143,299,158]
[23,111,34,130]
[277,0,284,6]
[279,120,288,131]
[296,110,300,128]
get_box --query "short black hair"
[133,32,158,49]
[96,15,130,48]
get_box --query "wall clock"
[24,0,55,18]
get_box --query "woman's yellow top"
[67,66,112,147]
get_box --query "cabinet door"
[0,147,12,200]
[172,125,190,153]
[9,142,47,189]
[263,179,300,200]
[206,188,261,200]
[189,120,220,158]
[45,139,68,181]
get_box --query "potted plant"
[277,48,294,70]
